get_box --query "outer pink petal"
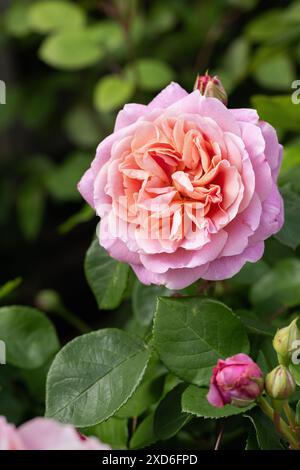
[0,417,25,450]
[251,153,273,202]
[223,353,256,367]
[259,121,283,180]
[139,231,228,274]
[147,82,188,111]
[99,217,140,265]
[199,97,241,135]
[249,183,284,244]
[202,242,264,281]
[221,193,262,257]
[131,262,209,290]
[18,418,110,450]
[240,122,265,160]
[207,383,225,408]
[77,168,95,208]
[230,108,259,124]
[114,103,147,131]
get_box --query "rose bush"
[79,82,283,289]
[4,0,300,453]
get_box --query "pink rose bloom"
[78,82,283,289]
[0,416,110,450]
[207,353,264,408]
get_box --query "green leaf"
[39,30,104,70]
[46,152,90,202]
[116,356,165,418]
[154,383,191,440]
[246,409,283,450]
[250,258,300,308]
[132,282,170,326]
[251,95,300,132]
[182,385,254,418]
[84,239,129,310]
[84,416,128,449]
[257,338,278,375]
[0,367,27,423]
[237,310,275,337]
[228,0,258,10]
[229,261,270,287]
[46,328,150,426]
[222,38,250,84]
[63,105,101,148]
[58,205,94,234]
[245,427,260,450]
[0,306,59,369]
[148,3,177,35]
[28,1,86,33]
[94,75,134,113]
[17,181,45,240]
[296,400,300,425]
[127,59,174,91]
[275,185,300,249]
[3,1,32,37]
[153,297,249,386]
[280,146,300,175]
[86,21,123,52]
[246,9,288,43]
[129,413,157,449]
[0,277,22,300]
[254,54,295,90]
[21,358,53,402]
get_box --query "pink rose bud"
[207,353,264,408]
[194,73,227,105]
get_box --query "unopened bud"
[194,74,227,105]
[207,353,264,408]
[273,318,300,365]
[265,365,296,400]
[35,289,62,312]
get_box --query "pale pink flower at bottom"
[0,417,25,450]
[0,416,110,450]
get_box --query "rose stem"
[214,422,224,450]
[258,397,299,449]
[283,402,300,434]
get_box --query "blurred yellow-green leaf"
[28,0,86,34]
[39,29,105,70]
[94,74,135,113]
[251,95,300,131]
[126,58,174,91]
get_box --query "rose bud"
[273,318,300,365]
[207,353,264,408]
[194,73,227,104]
[265,365,296,401]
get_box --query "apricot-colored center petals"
[111,115,245,249]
